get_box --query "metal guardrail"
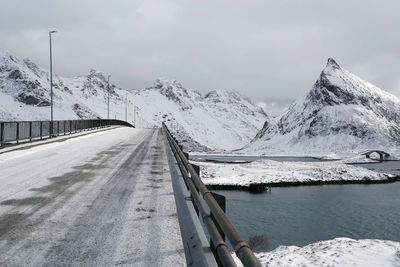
[0,119,134,147]
[162,123,262,267]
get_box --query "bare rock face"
[73,103,101,119]
[248,58,400,155]
[0,51,51,106]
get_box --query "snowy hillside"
[0,50,127,122]
[245,58,400,157]
[131,79,268,151]
[0,50,267,152]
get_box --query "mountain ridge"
[0,49,268,152]
[246,58,400,157]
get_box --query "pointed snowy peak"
[0,49,19,63]
[86,69,108,82]
[204,90,244,100]
[80,69,121,98]
[154,78,183,89]
[205,90,250,105]
[147,78,202,109]
[311,57,397,104]
[249,57,400,156]
[325,58,341,70]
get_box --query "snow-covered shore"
[233,238,400,267]
[193,159,396,188]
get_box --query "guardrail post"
[183,151,189,160]
[57,121,60,136]
[29,121,32,142]
[192,164,200,176]
[0,122,4,147]
[210,192,226,265]
[63,120,66,135]
[70,121,72,134]
[16,122,19,144]
[40,121,43,139]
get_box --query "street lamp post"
[49,30,56,136]
[125,92,128,122]
[107,75,111,121]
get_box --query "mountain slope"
[131,78,268,151]
[0,50,126,121]
[0,50,268,152]
[246,58,400,157]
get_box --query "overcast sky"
[1,0,400,115]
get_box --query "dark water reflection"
[216,183,400,252]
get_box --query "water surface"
[190,155,322,163]
[216,182,400,252]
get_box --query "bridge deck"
[0,127,185,266]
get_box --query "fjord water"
[206,158,400,252]
[216,182,400,252]
[190,155,322,162]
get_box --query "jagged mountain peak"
[86,69,107,81]
[144,78,202,110]
[0,49,18,62]
[80,69,121,99]
[205,89,244,100]
[325,57,340,70]
[307,57,399,110]
[247,58,400,156]
[154,78,183,89]
[152,78,187,95]
[204,89,257,109]
[152,78,201,98]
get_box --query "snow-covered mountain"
[0,50,267,152]
[245,58,400,157]
[0,50,126,122]
[131,78,268,151]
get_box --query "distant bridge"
[361,150,390,161]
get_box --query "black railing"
[0,119,134,147]
[162,123,261,267]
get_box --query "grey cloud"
[1,0,400,115]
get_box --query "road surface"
[0,127,185,266]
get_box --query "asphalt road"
[0,127,185,266]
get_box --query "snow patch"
[234,238,400,267]
[194,159,393,186]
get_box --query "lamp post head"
[49,30,57,34]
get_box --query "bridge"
[0,120,260,266]
[361,150,391,161]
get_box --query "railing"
[0,119,134,147]
[162,123,261,267]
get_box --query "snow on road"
[0,127,185,266]
[194,159,393,187]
